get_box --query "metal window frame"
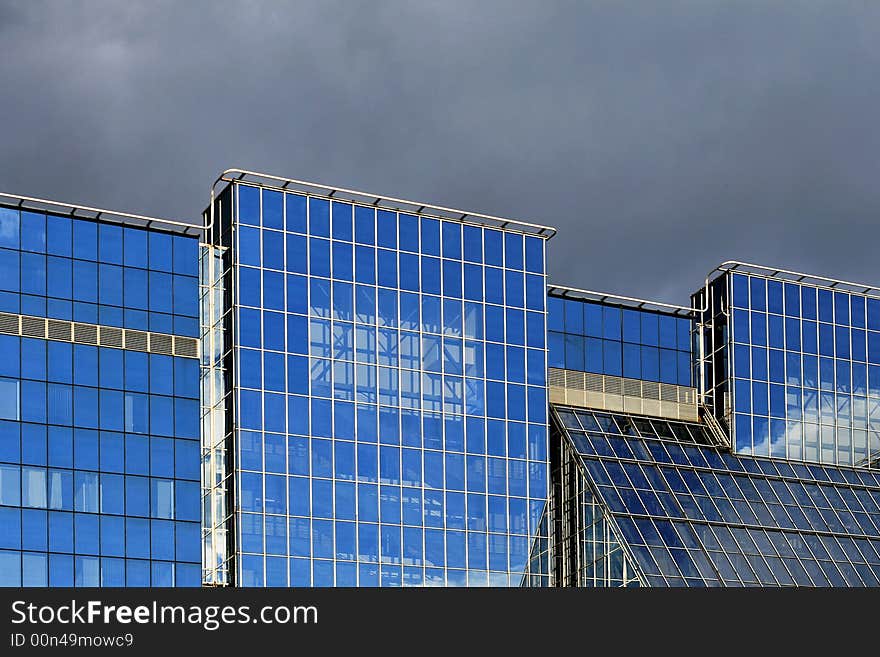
[552,403,880,586]
[550,406,649,587]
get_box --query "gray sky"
[1,1,878,303]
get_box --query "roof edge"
[0,191,202,238]
[548,283,695,317]
[209,168,557,239]
[704,260,880,299]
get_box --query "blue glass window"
[149,232,172,272]
[72,220,97,260]
[421,218,440,255]
[332,202,353,241]
[0,208,19,250]
[504,233,523,270]
[286,193,307,233]
[0,250,19,297]
[442,223,461,259]
[21,211,46,253]
[263,190,283,229]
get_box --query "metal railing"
[0,191,201,237]
[206,167,558,239]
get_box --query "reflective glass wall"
[716,272,880,468]
[225,182,551,586]
[0,205,201,586]
[547,295,691,386]
[0,207,199,335]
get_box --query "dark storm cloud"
[1,1,879,303]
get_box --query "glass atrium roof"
[554,404,880,586]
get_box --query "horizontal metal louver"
[604,376,622,395]
[623,379,641,398]
[151,333,174,355]
[99,327,124,348]
[48,320,72,341]
[0,312,19,334]
[547,366,698,421]
[74,323,98,345]
[0,312,200,359]
[564,370,584,391]
[642,381,660,401]
[174,337,199,358]
[660,383,678,402]
[21,316,46,338]
[126,330,149,352]
[584,373,603,393]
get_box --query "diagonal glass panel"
[553,402,880,587]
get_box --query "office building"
[549,271,880,586]
[697,264,880,466]
[3,169,880,587]
[201,171,553,587]
[0,193,202,586]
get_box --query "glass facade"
[212,181,551,586]
[554,404,880,586]
[0,206,199,336]
[547,295,691,386]
[698,270,880,468]
[5,174,880,589]
[729,274,880,465]
[0,203,201,586]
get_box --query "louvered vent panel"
[21,317,45,338]
[48,320,72,341]
[126,330,149,352]
[174,337,199,359]
[659,383,678,402]
[604,376,622,395]
[548,368,566,387]
[151,333,174,355]
[584,373,603,393]
[74,323,98,345]
[547,367,699,420]
[623,379,641,398]
[642,381,660,401]
[565,370,585,390]
[0,313,19,334]
[0,312,200,359]
[100,326,124,348]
